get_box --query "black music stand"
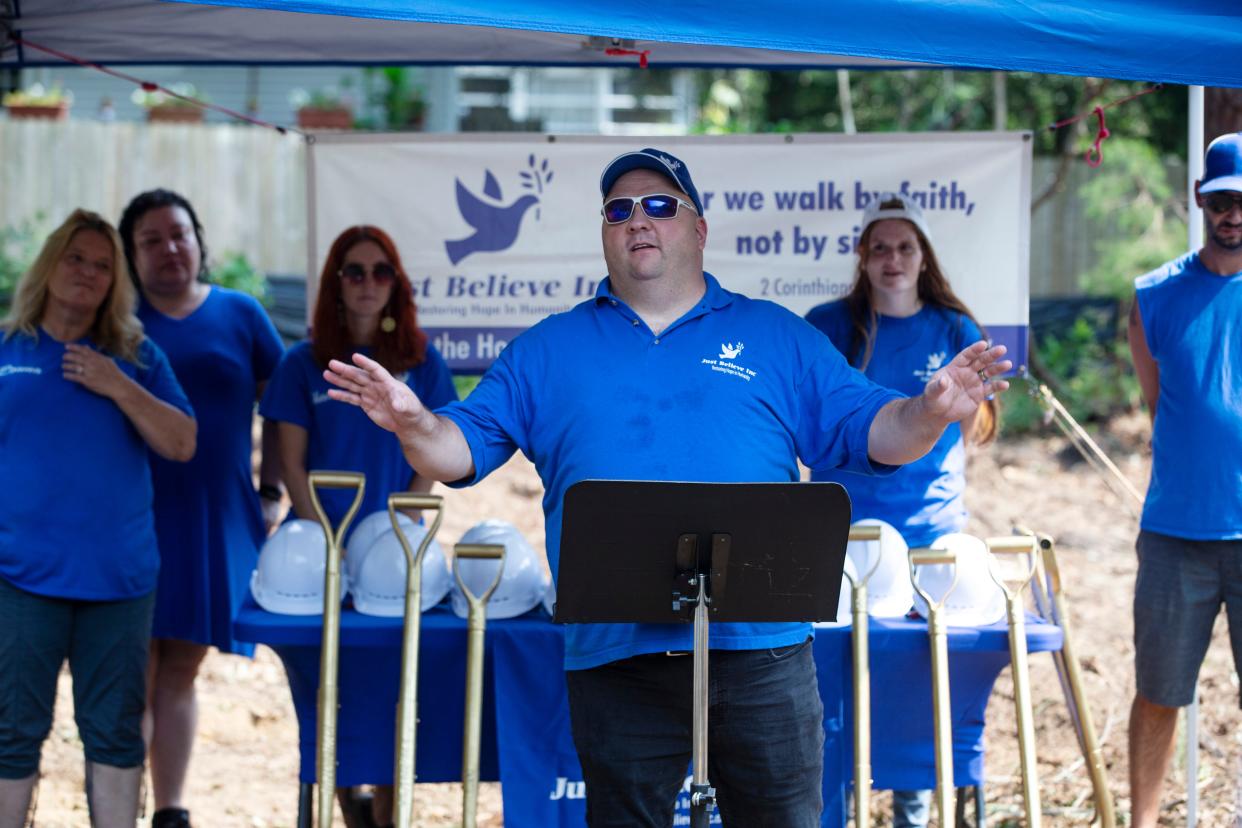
[555,480,852,828]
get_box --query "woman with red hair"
[261,224,457,548]
[260,226,456,824]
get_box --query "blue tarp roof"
[5,0,1242,86]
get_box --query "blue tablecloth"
[235,597,1061,827]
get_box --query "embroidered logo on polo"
[0,365,42,378]
[701,341,756,382]
[913,350,947,383]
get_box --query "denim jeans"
[566,638,824,828]
[0,578,154,777]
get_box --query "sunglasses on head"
[339,262,397,285]
[1204,192,1242,214]
[602,193,698,225]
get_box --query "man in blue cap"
[324,147,1010,826]
[1127,131,1242,828]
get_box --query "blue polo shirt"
[1135,252,1242,539]
[439,273,902,670]
[0,331,193,600]
[805,301,983,547]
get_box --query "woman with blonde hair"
[805,194,998,828]
[0,209,195,826]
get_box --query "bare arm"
[324,352,475,482]
[63,343,196,462]
[1128,298,1159,423]
[277,421,316,520]
[867,341,1010,466]
[257,382,283,489]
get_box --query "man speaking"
[326,147,1009,826]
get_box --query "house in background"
[5,64,698,134]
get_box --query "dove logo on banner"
[445,155,555,265]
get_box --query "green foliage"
[209,251,270,307]
[3,83,72,107]
[691,70,1185,158]
[1078,138,1186,298]
[1002,314,1140,434]
[130,82,205,109]
[358,68,426,130]
[0,214,47,317]
[453,374,481,399]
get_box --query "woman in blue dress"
[260,224,457,826]
[118,190,285,828]
[0,210,195,825]
[805,194,998,828]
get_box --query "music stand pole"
[690,571,715,828]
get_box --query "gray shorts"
[1134,530,1242,708]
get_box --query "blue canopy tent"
[3,0,1242,86]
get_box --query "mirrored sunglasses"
[1204,192,1242,214]
[339,262,397,285]
[602,193,698,225]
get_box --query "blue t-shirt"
[139,287,285,651]
[1135,252,1242,539]
[0,331,193,600]
[804,301,982,547]
[260,340,458,535]
[439,273,902,670]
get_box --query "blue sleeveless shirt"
[1135,252,1242,539]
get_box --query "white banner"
[309,133,1030,371]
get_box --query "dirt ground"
[32,411,1242,826]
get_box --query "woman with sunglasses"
[805,194,998,828]
[260,224,456,826]
[118,189,285,828]
[262,224,456,531]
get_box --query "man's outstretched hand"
[922,341,1011,423]
[324,352,426,435]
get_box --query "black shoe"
[151,808,191,828]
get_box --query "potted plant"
[292,87,355,130]
[133,83,205,124]
[3,84,72,120]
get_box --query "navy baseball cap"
[1201,132,1242,194]
[599,148,704,215]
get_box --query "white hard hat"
[351,524,451,617]
[346,510,417,587]
[814,554,858,628]
[846,519,914,618]
[251,519,332,615]
[451,520,550,620]
[911,532,1006,627]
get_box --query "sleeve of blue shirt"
[246,295,285,383]
[795,326,902,476]
[259,344,312,428]
[436,344,529,487]
[137,338,194,417]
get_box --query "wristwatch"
[258,483,283,502]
